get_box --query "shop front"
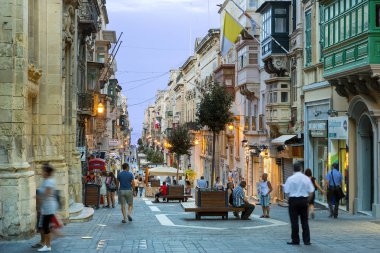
[304,100,330,203]
[328,116,349,210]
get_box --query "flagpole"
[229,0,289,54]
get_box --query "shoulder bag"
[331,171,345,200]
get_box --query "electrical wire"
[120,45,188,51]
[124,73,168,92]
[118,72,168,84]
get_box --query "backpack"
[109,179,117,190]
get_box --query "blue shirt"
[117,171,134,190]
[197,179,208,189]
[232,186,245,207]
[326,169,343,187]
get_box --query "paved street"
[1,197,379,253]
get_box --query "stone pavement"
[1,196,380,253]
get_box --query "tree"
[137,138,144,152]
[197,83,233,188]
[167,124,193,180]
[145,148,164,164]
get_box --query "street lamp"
[97,102,104,114]
[228,123,234,131]
[194,138,200,145]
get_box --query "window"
[364,4,368,30]
[305,10,312,66]
[281,92,288,102]
[275,17,287,32]
[376,5,380,27]
[262,9,272,40]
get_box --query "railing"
[77,92,94,113]
[78,0,100,34]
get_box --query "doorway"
[358,114,374,212]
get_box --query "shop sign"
[109,139,120,147]
[328,116,348,139]
[309,121,327,138]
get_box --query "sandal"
[260,215,265,218]
[265,215,270,218]
[31,242,43,248]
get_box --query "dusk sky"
[106,0,221,144]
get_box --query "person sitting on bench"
[232,181,255,220]
[154,182,167,203]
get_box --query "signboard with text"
[328,116,348,139]
[309,120,327,138]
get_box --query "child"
[258,173,273,218]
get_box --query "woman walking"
[138,177,146,197]
[37,163,58,252]
[304,168,324,218]
[100,171,108,208]
[106,172,117,208]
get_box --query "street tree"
[167,124,193,180]
[197,83,233,188]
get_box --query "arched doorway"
[357,114,374,212]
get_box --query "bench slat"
[181,202,245,212]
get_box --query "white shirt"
[284,172,315,197]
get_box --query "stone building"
[0,0,81,239]
[0,0,125,239]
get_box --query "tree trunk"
[211,131,216,189]
[176,154,180,182]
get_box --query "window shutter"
[305,10,312,66]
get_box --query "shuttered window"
[305,10,312,66]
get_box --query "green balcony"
[321,0,380,79]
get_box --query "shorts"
[42,214,54,234]
[119,190,133,205]
[260,195,271,207]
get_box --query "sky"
[106,0,221,145]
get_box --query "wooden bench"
[179,189,245,219]
[181,202,245,220]
[159,185,192,202]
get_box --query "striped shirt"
[232,185,245,207]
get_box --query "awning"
[271,135,296,145]
[148,166,185,176]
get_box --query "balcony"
[257,1,290,77]
[320,0,380,99]
[265,77,291,133]
[77,92,94,115]
[214,64,235,95]
[78,0,100,36]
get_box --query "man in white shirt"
[284,162,315,246]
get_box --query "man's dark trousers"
[288,197,310,244]
[240,203,255,219]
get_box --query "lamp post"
[97,102,104,114]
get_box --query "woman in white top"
[258,173,273,218]
[100,171,108,208]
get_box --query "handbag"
[331,171,345,199]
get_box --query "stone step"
[69,202,84,217]
[68,207,94,223]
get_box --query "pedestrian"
[36,163,59,252]
[304,168,324,219]
[106,172,117,208]
[154,182,167,203]
[258,173,273,218]
[184,180,192,201]
[214,176,224,191]
[284,162,314,246]
[133,176,139,197]
[325,163,343,218]
[117,163,135,223]
[196,176,208,189]
[232,181,255,220]
[138,177,146,197]
[100,171,108,208]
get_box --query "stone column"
[0,0,37,239]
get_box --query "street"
[1,197,379,253]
